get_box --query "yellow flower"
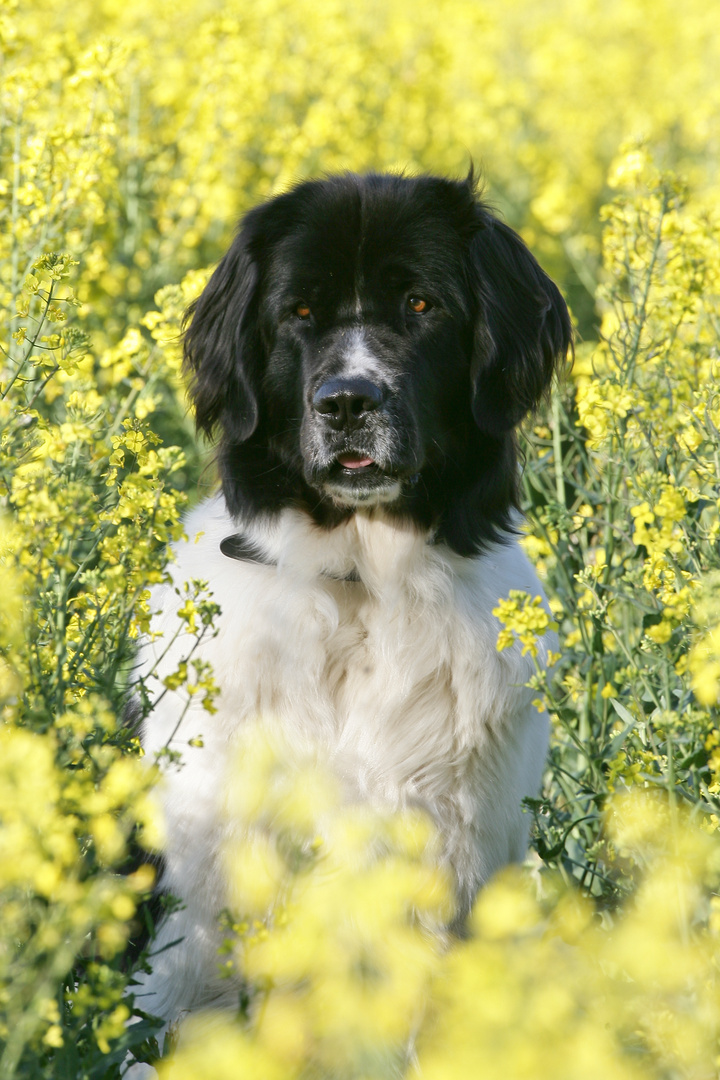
[493,591,558,658]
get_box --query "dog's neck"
[220,504,465,598]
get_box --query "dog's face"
[259,179,479,509]
[184,172,572,552]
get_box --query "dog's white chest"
[312,582,460,800]
[200,548,468,799]
[140,500,551,911]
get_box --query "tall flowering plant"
[0,29,216,1072]
[515,151,720,897]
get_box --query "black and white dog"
[134,171,572,1031]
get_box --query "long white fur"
[132,493,554,1027]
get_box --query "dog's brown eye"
[407,297,428,313]
[296,302,311,319]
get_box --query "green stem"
[551,386,566,508]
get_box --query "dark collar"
[220,533,274,565]
[220,533,360,582]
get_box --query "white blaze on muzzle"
[339,327,385,383]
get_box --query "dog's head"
[184,172,572,553]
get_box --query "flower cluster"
[493,590,558,659]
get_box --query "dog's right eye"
[295,302,311,319]
[407,296,430,314]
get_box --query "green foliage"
[1,0,719,1076]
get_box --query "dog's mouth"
[331,451,387,484]
[317,451,402,506]
[336,452,376,471]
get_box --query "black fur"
[183,171,572,555]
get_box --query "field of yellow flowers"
[1,0,720,1076]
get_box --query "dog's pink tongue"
[338,453,374,469]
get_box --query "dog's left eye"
[295,302,311,319]
[407,296,430,314]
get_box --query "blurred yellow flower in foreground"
[158,737,720,1080]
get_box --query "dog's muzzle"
[308,375,402,506]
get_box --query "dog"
[131,170,572,1039]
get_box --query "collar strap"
[220,533,360,583]
[220,533,274,565]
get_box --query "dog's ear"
[183,211,266,442]
[469,213,573,436]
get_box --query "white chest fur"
[136,496,552,1018]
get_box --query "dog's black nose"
[312,378,384,431]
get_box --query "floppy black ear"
[469,214,573,436]
[183,217,264,442]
